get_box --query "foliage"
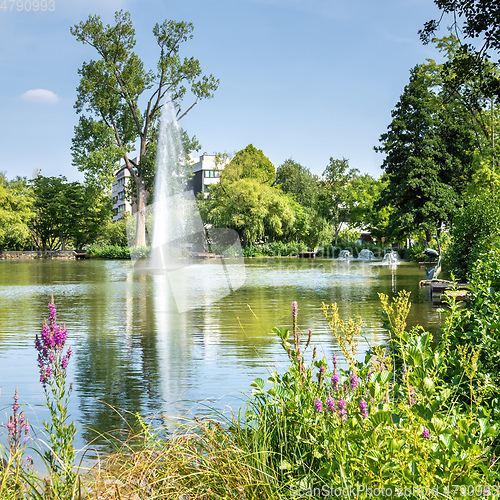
[438,245,500,419]
[243,296,500,495]
[71,10,218,246]
[420,0,500,70]
[222,144,276,185]
[275,158,320,207]
[242,241,309,257]
[0,174,35,250]
[376,62,475,241]
[444,192,500,280]
[317,157,360,244]
[31,176,111,251]
[87,243,131,259]
[96,215,130,247]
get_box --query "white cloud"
[21,89,59,104]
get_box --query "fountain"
[358,249,375,261]
[382,250,400,265]
[127,99,245,312]
[338,249,351,259]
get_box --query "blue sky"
[0,0,446,182]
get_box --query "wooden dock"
[419,279,471,304]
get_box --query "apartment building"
[112,161,137,221]
[189,152,230,195]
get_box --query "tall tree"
[376,63,475,241]
[221,144,276,186]
[318,157,359,245]
[71,11,219,246]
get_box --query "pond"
[0,258,443,454]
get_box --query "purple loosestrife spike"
[326,394,335,413]
[292,301,298,320]
[314,398,323,413]
[350,373,359,391]
[359,398,368,419]
[332,372,340,392]
[337,399,347,421]
[408,387,416,406]
[422,428,430,439]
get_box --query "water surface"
[0,258,442,452]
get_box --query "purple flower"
[422,428,430,439]
[35,296,71,387]
[408,386,416,406]
[292,301,298,320]
[314,398,323,413]
[337,399,347,421]
[359,398,368,419]
[350,373,359,391]
[326,394,335,413]
[332,372,340,392]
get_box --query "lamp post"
[30,226,33,251]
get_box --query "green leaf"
[439,433,453,449]
[422,377,435,397]
[380,371,392,384]
[370,410,391,429]
[250,377,265,389]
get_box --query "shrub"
[242,296,500,492]
[444,193,500,281]
[87,243,131,259]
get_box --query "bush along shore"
[2,271,500,499]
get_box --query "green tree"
[200,179,294,247]
[32,176,111,250]
[317,157,359,245]
[347,174,393,242]
[376,63,475,242]
[0,174,35,250]
[420,0,500,59]
[70,11,218,246]
[275,159,320,207]
[221,144,275,185]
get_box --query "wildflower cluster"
[6,388,29,456]
[35,295,72,387]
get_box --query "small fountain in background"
[382,250,400,265]
[338,249,351,259]
[358,249,375,261]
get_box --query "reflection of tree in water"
[74,276,162,450]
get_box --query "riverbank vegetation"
[2,241,500,498]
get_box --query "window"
[204,170,219,178]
